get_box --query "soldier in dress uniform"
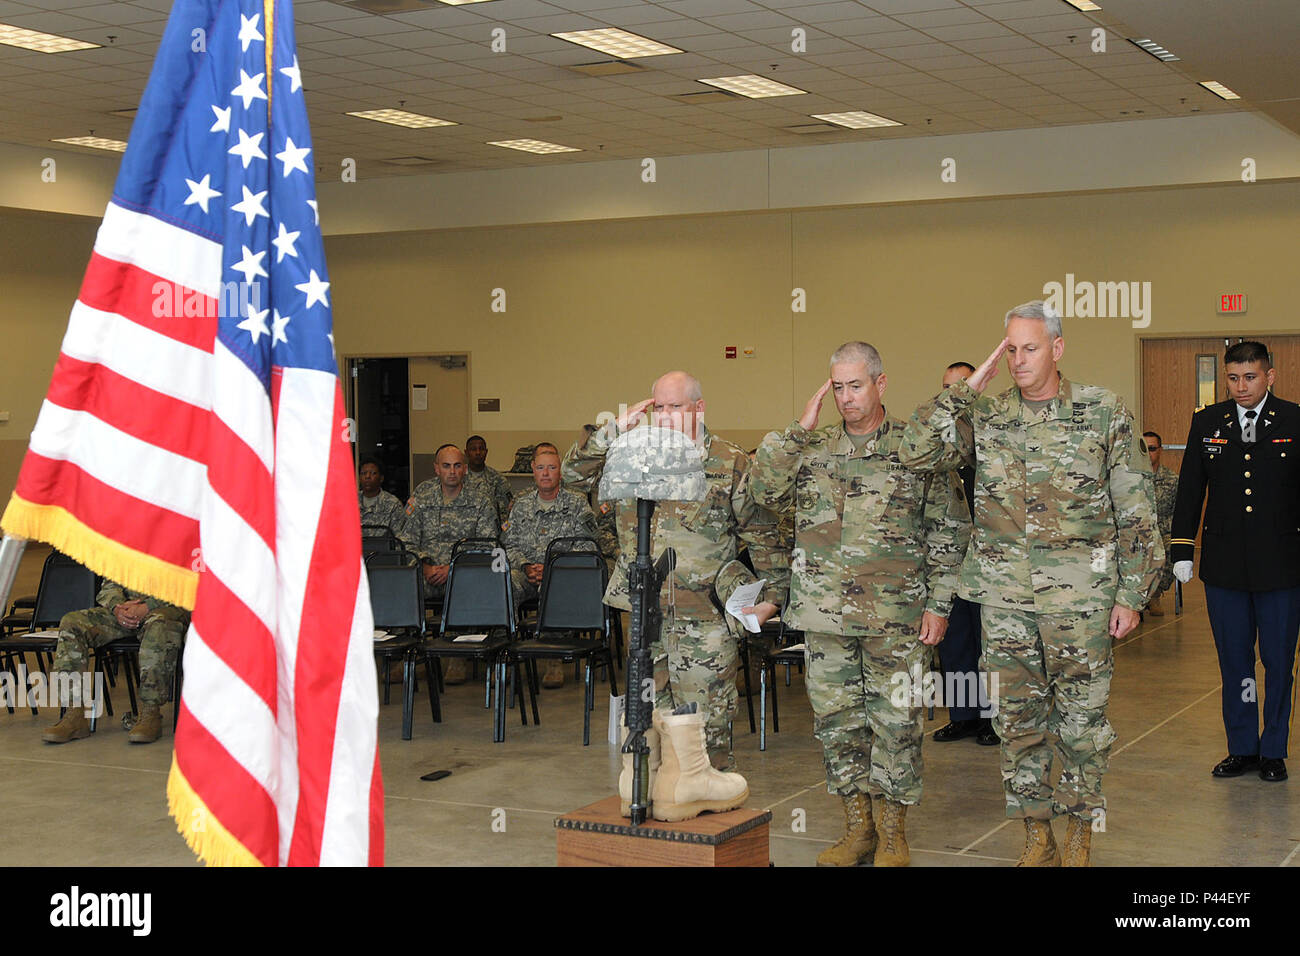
[1170,340,1300,783]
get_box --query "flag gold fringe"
[167,755,265,867]
[0,495,198,610]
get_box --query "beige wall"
[4,179,1300,498]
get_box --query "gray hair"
[1004,299,1063,339]
[651,370,702,402]
[829,341,883,381]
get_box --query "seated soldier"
[403,443,500,685]
[464,435,514,528]
[358,456,407,538]
[42,580,189,745]
[503,445,602,689]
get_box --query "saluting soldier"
[749,342,970,868]
[1170,341,1300,783]
[563,371,787,772]
[901,300,1161,867]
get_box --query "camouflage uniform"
[749,417,970,804]
[563,423,787,769]
[503,487,601,604]
[401,482,500,596]
[900,374,1162,820]
[466,465,514,528]
[52,580,189,710]
[1149,464,1179,602]
[359,489,407,537]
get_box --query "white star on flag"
[238,13,263,53]
[275,137,311,178]
[271,309,292,346]
[306,199,319,225]
[230,185,269,226]
[295,269,330,309]
[271,223,300,263]
[210,104,231,134]
[237,305,270,344]
[228,129,266,168]
[280,55,302,93]
[230,245,268,284]
[183,174,221,213]
[231,70,268,110]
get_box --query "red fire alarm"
[724,346,737,359]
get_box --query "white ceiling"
[0,0,1287,179]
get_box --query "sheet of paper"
[725,578,766,634]
[452,633,488,643]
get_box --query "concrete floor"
[2,542,1297,867]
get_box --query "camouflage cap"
[599,426,708,502]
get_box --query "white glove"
[1173,560,1193,584]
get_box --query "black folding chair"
[752,619,806,751]
[510,537,618,745]
[361,524,401,556]
[1,551,98,717]
[425,539,518,742]
[367,548,430,740]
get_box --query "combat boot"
[873,798,911,867]
[651,705,748,822]
[618,723,661,816]
[128,706,163,744]
[816,792,876,866]
[1016,818,1061,867]
[542,659,566,689]
[1062,815,1092,867]
[42,711,91,744]
[442,658,468,685]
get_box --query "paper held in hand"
[725,579,766,634]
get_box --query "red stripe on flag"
[286,385,369,866]
[79,253,218,352]
[45,355,209,463]
[174,700,278,867]
[191,572,278,713]
[205,414,276,551]
[15,453,197,567]
[370,750,385,866]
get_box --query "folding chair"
[510,537,618,745]
[362,524,401,556]
[1,551,98,718]
[367,548,430,740]
[424,539,519,742]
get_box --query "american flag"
[1,0,383,866]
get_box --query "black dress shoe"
[934,719,981,742]
[1259,758,1288,782]
[976,720,999,746]
[1212,754,1260,777]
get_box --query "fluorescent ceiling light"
[488,139,580,154]
[699,75,807,98]
[1061,0,1100,11]
[0,23,99,53]
[1128,37,1180,61]
[1199,80,1241,100]
[811,110,903,129]
[552,28,683,59]
[52,135,127,152]
[347,109,457,128]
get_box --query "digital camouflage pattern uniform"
[402,481,501,596]
[1149,464,1179,602]
[503,487,601,604]
[52,580,189,711]
[359,489,408,537]
[466,465,514,528]
[749,416,970,805]
[900,374,1162,821]
[564,438,621,567]
[563,423,788,770]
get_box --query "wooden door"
[1140,337,1232,475]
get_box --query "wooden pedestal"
[555,795,771,867]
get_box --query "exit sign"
[1217,293,1248,315]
